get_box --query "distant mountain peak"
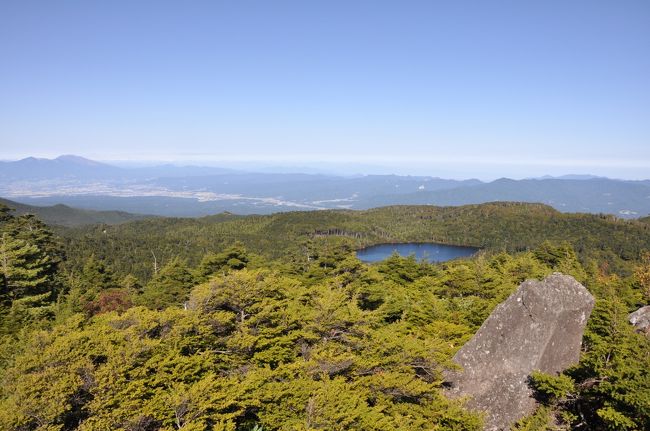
[18,156,45,162]
[532,174,604,181]
[55,155,107,166]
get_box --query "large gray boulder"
[629,305,650,336]
[445,273,594,430]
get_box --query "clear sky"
[1,1,649,178]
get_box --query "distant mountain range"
[366,177,650,217]
[2,155,649,218]
[0,155,237,181]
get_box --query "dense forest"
[57,202,650,280]
[1,202,649,430]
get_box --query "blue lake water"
[356,242,478,263]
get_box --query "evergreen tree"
[79,255,117,292]
[140,258,196,309]
[195,242,250,282]
[564,295,650,430]
[0,206,62,334]
[0,233,50,301]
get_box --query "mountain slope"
[0,197,152,227]
[0,155,122,180]
[0,155,239,181]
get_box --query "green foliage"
[0,238,579,430]
[195,242,250,282]
[56,203,650,281]
[140,258,196,310]
[634,250,650,301]
[559,294,650,430]
[0,209,61,301]
[1,234,49,298]
[512,405,556,431]
[6,250,569,429]
[79,255,117,291]
[0,196,149,227]
[1,203,650,430]
[0,205,63,335]
[596,406,637,430]
[376,252,427,284]
[533,241,587,282]
[0,261,491,430]
[120,273,142,292]
[55,256,121,318]
[529,371,574,404]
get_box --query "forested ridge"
[1,202,649,430]
[58,202,650,280]
[0,197,152,227]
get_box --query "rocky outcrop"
[629,305,650,336]
[445,273,594,430]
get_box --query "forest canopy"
[0,202,649,430]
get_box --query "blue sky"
[1,1,649,178]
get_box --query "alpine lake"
[356,242,478,264]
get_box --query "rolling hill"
[0,197,152,227]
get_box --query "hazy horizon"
[2,153,649,181]
[2,1,649,178]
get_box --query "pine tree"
[0,233,50,301]
[195,242,250,281]
[0,205,63,333]
[140,258,196,309]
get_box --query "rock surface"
[445,273,594,430]
[629,305,650,336]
